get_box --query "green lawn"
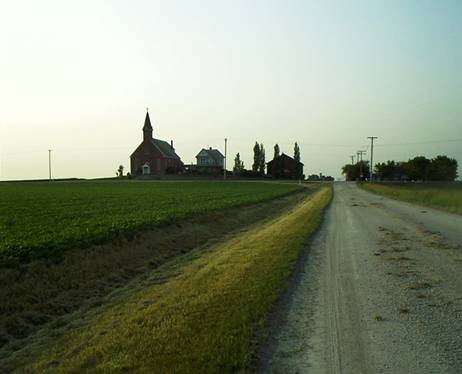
[22,186,332,373]
[360,182,462,215]
[0,180,303,265]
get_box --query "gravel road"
[260,182,462,374]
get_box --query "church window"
[142,163,150,175]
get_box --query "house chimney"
[170,140,174,150]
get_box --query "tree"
[371,154,457,181]
[117,165,124,178]
[233,153,240,173]
[427,155,458,181]
[294,142,300,163]
[259,143,265,175]
[375,161,396,180]
[273,144,280,159]
[342,164,357,181]
[233,153,245,174]
[405,156,430,181]
[307,174,335,181]
[252,142,260,172]
[342,161,370,181]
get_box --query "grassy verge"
[19,186,332,373]
[359,183,462,215]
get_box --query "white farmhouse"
[189,147,225,174]
[196,147,225,167]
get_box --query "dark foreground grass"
[0,180,303,265]
[20,186,332,373]
[360,183,462,215]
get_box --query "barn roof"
[267,153,304,166]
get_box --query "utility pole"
[224,138,227,180]
[367,136,378,182]
[48,149,52,181]
[357,150,366,181]
[350,155,355,165]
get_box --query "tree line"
[342,155,458,181]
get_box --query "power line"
[224,138,227,181]
[215,138,462,147]
[3,138,461,157]
[48,149,52,181]
[375,139,462,146]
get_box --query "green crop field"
[360,182,462,215]
[0,180,303,265]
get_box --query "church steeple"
[143,110,153,141]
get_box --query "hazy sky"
[1,0,461,180]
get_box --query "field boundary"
[358,182,462,215]
[255,187,333,371]
[4,186,332,373]
[0,188,314,369]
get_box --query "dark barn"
[267,153,304,179]
[130,112,183,176]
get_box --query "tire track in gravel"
[260,182,462,374]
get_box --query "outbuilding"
[267,153,304,179]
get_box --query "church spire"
[143,110,153,141]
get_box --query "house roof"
[195,148,224,162]
[151,139,180,159]
[267,153,304,166]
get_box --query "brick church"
[130,112,183,176]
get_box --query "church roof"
[130,138,181,159]
[151,139,180,159]
[143,112,153,131]
[130,112,181,160]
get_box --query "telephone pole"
[48,149,52,181]
[367,136,378,182]
[357,150,366,180]
[224,138,227,180]
[350,155,355,165]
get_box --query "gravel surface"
[260,182,462,374]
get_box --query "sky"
[0,0,461,180]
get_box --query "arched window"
[142,163,150,175]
